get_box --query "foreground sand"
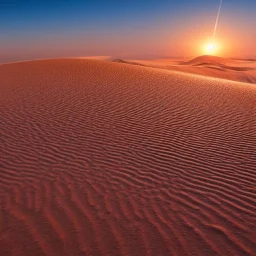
[0,59,255,256]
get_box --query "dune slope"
[0,59,256,256]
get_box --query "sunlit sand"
[128,55,256,84]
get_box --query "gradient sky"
[0,0,255,62]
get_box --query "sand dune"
[0,59,256,256]
[112,59,146,67]
[129,56,256,84]
[181,55,233,66]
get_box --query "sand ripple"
[0,59,255,255]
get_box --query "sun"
[204,42,218,55]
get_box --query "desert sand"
[0,59,256,256]
[128,55,256,84]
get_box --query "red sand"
[0,59,256,256]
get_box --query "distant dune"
[1,59,256,256]
[129,55,256,84]
[181,55,233,66]
[180,55,254,72]
[112,59,146,67]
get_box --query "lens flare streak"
[213,0,223,42]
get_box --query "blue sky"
[0,0,255,62]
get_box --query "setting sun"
[204,42,218,55]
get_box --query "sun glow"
[203,41,220,56]
[204,43,217,55]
